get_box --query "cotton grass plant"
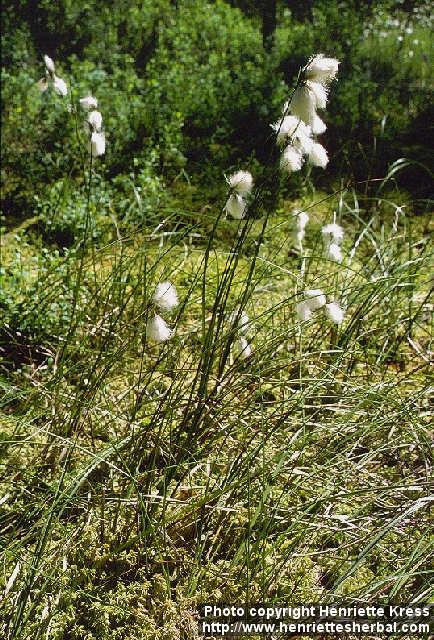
[37,55,68,96]
[1,50,432,640]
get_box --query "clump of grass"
[0,50,432,640]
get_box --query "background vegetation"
[1,1,432,638]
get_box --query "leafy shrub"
[1,0,287,216]
[1,66,74,219]
[141,0,286,164]
[35,174,113,246]
[2,0,432,220]
[1,56,145,218]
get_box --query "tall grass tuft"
[0,50,432,640]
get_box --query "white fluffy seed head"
[153,281,178,311]
[328,243,343,263]
[87,110,103,132]
[311,114,327,135]
[309,142,328,168]
[44,55,55,74]
[290,85,317,125]
[272,115,311,147]
[235,337,252,360]
[280,145,303,173]
[272,115,297,145]
[225,194,247,220]
[53,76,68,96]
[146,314,173,342]
[293,129,314,155]
[80,95,98,110]
[306,54,340,84]
[89,131,106,157]
[228,308,250,334]
[296,301,312,322]
[325,302,344,325]
[227,170,253,195]
[271,116,298,144]
[304,289,327,310]
[292,211,308,249]
[295,210,309,231]
[322,223,344,244]
[306,80,328,109]
[293,229,305,251]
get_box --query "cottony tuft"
[146,315,173,343]
[281,146,303,173]
[306,54,340,84]
[227,170,253,196]
[39,56,67,96]
[328,243,343,263]
[309,142,329,168]
[322,223,344,244]
[290,85,317,126]
[53,76,68,97]
[44,55,56,74]
[153,282,178,311]
[89,131,106,157]
[306,81,328,110]
[87,110,103,132]
[225,194,247,219]
[325,302,344,325]
[80,95,98,110]
[228,308,250,335]
[311,114,327,135]
[235,337,252,360]
[304,289,327,310]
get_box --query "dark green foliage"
[1,0,432,221]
